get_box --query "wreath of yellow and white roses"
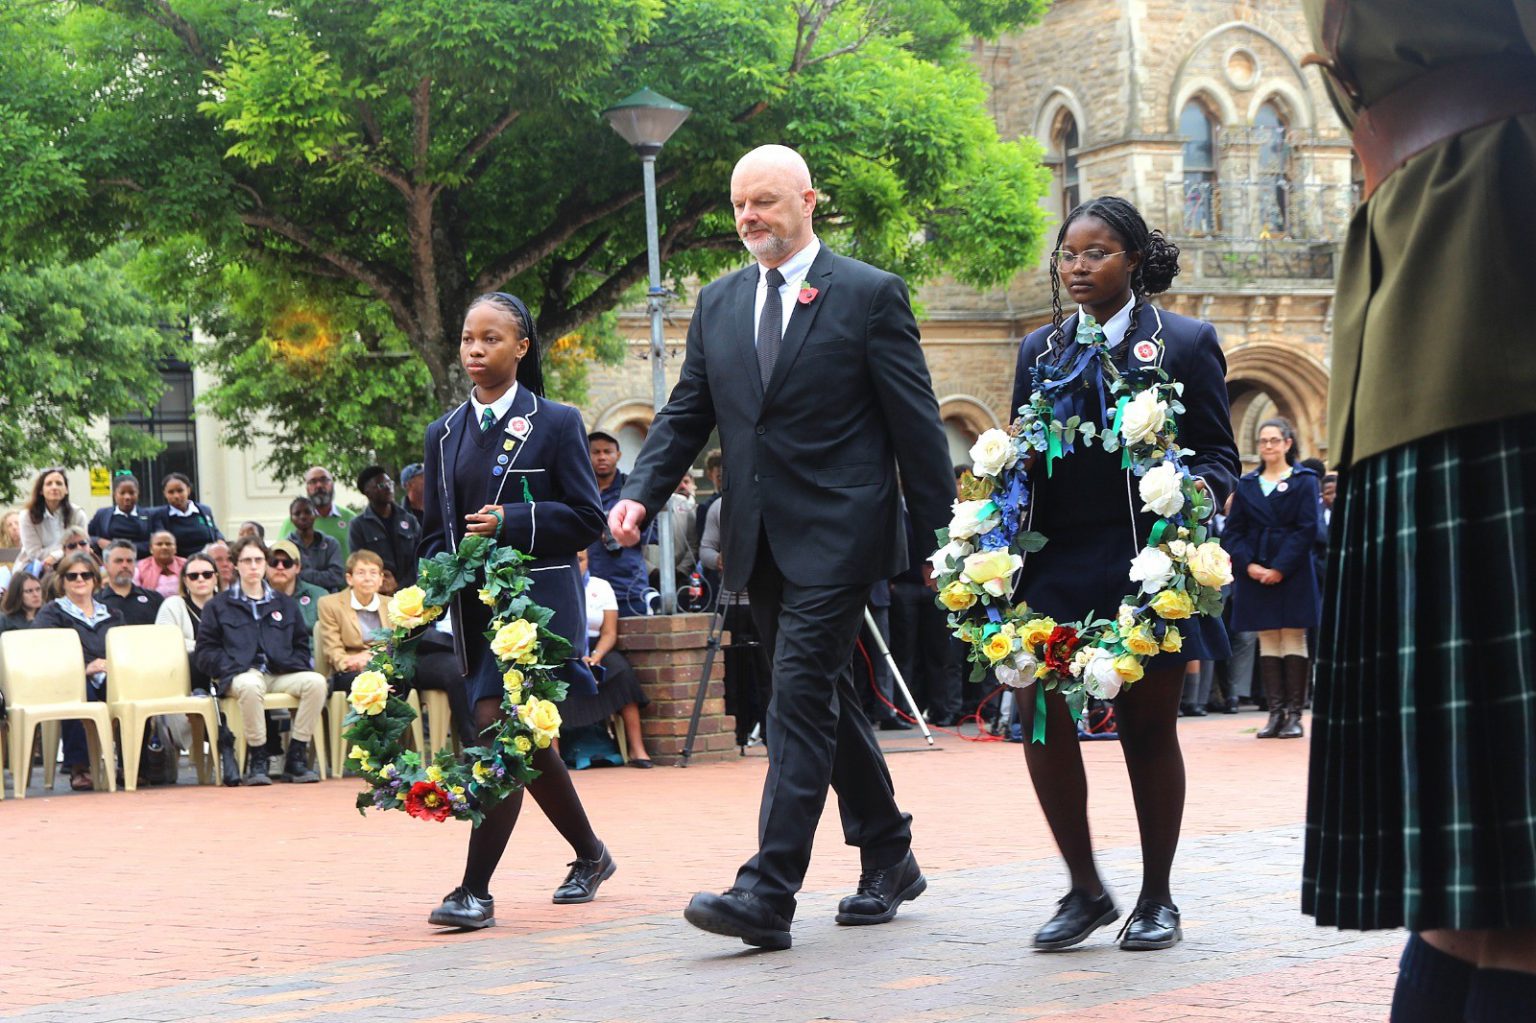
[343,535,571,826]
[930,321,1234,741]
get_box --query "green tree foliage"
[0,244,187,502]
[4,0,1052,469]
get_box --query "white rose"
[1187,541,1234,589]
[969,429,1018,478]
[928,539,973,576]
[1127,546,1175,595]
[997,650,1038,689]
[1167,539,1188,559]
[1138,462,1185,518]
[1120,388,1168,446]
[948,499,1000,541]
[1083,649,1125,700]
[1116,603,1138,632]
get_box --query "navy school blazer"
[420,386,606,698]
[1223,465,1322,632]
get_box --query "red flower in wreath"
[1043,625,1081,674]
[404,781,453,822]
[797,285,819,305]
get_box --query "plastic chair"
[420,689,461,759]
[0,629,117,797]
[328,688,423,777]
[105,624,220,791]
[220,690,329,780]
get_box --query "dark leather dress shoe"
[1033,889,1119,950]
[428,886,495,929]
[683,888,792,950]
[1118,899,1182,950]
[878,718,914,731]
[552,844,616,904]
[836,851,926,925]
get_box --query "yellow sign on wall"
[89,466,112,497]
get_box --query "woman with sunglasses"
[156,554,239,784]
[15,468,88,575]
[149,473,222,557]
[31,551,123,791]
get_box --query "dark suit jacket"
[621,245,953,592]
[88,507,153,558]
[1224,465,1323,631]
[420,387,605,700]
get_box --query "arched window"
[1179,100,1218,235]
[1254,101,1290,235]
[1054,110,1081,218]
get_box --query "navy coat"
[87,507,154,558]
[1010,304,1240,663]
[1224,465,1322,632]
[420,387,606,704]
[149,502,221,557]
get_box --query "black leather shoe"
[1118,899,1182,950]
[241,751,272,787]
[878,718,914,731]
[281,740,320,783]
[428,886,495,929]
[552,844,616,904]
[1032,889,1119,950]
[683,888,792,950]
[836,851,926,925]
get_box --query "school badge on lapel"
[1134,339,1158,363]
[507,416,531,441]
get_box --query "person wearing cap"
[418,290,613,931]
[348,465,420,593]
[400,463,426,520]
[585,430,653,617]
[265,537,328,630]
[285,496,346,594]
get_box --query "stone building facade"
[585,0,1350,473]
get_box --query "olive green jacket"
[1304,0,1536,468]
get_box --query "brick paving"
[0,714,1400,1022]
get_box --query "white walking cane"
[863,607,935,746]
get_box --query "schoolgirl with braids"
[1008,196,1239,951]
[418,291,616,929]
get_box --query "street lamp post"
[603,87,691,614]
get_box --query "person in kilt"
[1301,1,1536,1019]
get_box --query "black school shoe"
[835,851,927,925]
[429,887,496,929]
[1033,889,1119,950]
[1117,899,1182,950]
[683,888,793,950]
[552,844,616,904]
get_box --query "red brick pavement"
[0,714,1389,1018]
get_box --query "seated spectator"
[265,538,327,630]
[204,539,234,589]
[135,531,185,599]
[88,473,153,558]
[193,536,325,785]
[587,431,653,617]
[237,520,266,541]
[15,468,88,574]
[32,551,122,791]
[315,550,388,692]
[347,466,420,593]
[400,462,426,519]
[149,473,221,557]
[286,496,345,593]
[2,509,21,549]
[99,541,164,626]
[303,465,352,545]
[0,569,44,632]
[155,554,220,695]
[556,549,653,767]
[645,473,698,589]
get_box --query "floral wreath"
[343,534,571,825]
[929,314,1234,742]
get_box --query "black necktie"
[757,267,784,386]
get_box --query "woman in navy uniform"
[419,291,615,930]
[1222,418,1320,740]
[1010,197,1238,951]
[87,473,153,558]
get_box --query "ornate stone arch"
[1246,79,1314,129]
[938,394,1002,467]
[1172,78,1240,129]
[1224,342,1330,463]
[1034,87,1089,149]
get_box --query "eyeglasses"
[63,541,90,550]
[184,570,217,580]
[268,557,296,569]
[1051,249,1126,271]
[1257,437,1287,446]
[62,571,96,582]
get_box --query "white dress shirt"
[1078,294,1136,348]
[470,382,519,426]
[753,237,822,343]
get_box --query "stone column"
[615,613,736,765]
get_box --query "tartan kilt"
[1302,414,1536,930]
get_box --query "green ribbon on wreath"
[1110,395,1132,468]
[1033,685,1048,744]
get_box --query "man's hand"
[609,499,648,547]
[922,563,937,591]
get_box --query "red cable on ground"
[854,638,1009,742]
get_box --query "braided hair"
[465,291,545,397]
[1047,195,1181,354]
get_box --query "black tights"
[1019,664,1186,907]
[462,697,603,898]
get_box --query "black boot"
[1255,656,1285,738]
[1278,656,1309,739]
[282,739,320,783]
[219,740,241,787]
[242,748,272,786]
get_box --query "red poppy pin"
[798,283,819,305]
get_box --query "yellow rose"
[478,588,497,607]
[347,670,390,716]
[1123,628,1160,657]
[961,549,1023,598]
[513,735,532,754]
[1187,541,1234,589]
[490,618,540,665]
[1019,617,1058,649]
[938,582,977,612]
[982,631,1014,664]
[1160,627,1183,653]
[387,586,429,628]
[1149,589,1195,620]
[518,696,562,747]
[1113,654,1146,684]
[472,761,492,784]
[347,744,374,772]
[503,667,525,702]
[425,764,444,784]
